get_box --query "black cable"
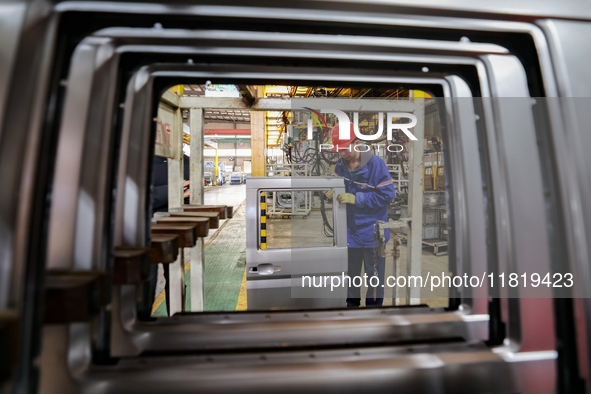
[313,128,334,237]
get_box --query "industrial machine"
[204,172,213,186]
[229,171,244,185]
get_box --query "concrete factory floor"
[152,183,449,316]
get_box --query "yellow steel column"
[433,152,439,190]
[251,111,266,177]
[214,149,219,186]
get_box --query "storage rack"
[265,164,312,217]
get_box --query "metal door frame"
[44,29,524,358]
[0,3,584,394]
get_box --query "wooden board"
[151,224,197,248]
[166,212,219,229]
[182,204,227,219]
[113,247,149,284]
[151,234,179,263]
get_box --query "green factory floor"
[152,185,247,316]
[202,202,246,311]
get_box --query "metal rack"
[387,164,408,193]
[399,201,448,255]
[265,164,313,217]
[265,189,312,217]
[266,163,311,177]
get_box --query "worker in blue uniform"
[331,124,396,307]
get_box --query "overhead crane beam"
[179,97,417,112]
[329,87,344,97]
[356,88,372,98]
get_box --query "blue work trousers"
[346,247,385,307]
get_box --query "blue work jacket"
[334,152,396,248]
